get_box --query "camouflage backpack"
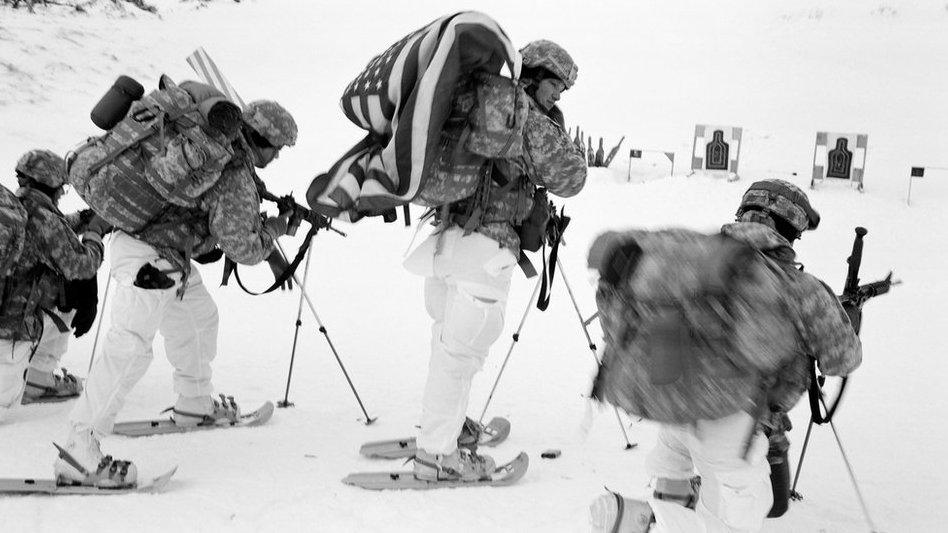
[0,184,28,277]
[588,228,802,425]
[68,75,241,234]
[416,72,528,208]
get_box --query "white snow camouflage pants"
[0,310,75,422]
[30,309,75,374]
[405,227,518,455]
[646,411,772,533]
[69,232,219,436]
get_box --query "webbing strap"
[806,360,848,425]
[222,225,317,296]
[536,207,569,311]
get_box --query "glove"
[263,214,289,237]
[85,214,114,237]
[276,194,297,218]
[66,208,96,233]
[61,276,99,338]
[266,249,293,291]
[194,248,224,265]
[843,302,862,335]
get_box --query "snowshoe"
[52,431,137,489]
[413,447,497,482]
[22,368,83,404]
[168,393,240,427]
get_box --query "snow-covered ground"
[1,1,946,531]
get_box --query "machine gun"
[840,227,898,310]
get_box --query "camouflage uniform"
[0,189,103,341]
[404,42,586,462]
[133,143,286,275]
[0,159,104,419]
[471,97,587,253]
[720,222,861,411]
[67,107,293,439]
[642,222,862,532]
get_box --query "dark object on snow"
[91,76,144,131]
[540,449,561,459]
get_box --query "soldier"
[0,150,107,422]
[589,180,863,533]
[404,39,587,482]
[55,101,298,488]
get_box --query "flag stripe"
[309,11,518,219]
[187,48,246,109]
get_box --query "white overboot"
[589,492,654,533]
[53,426,137,488]
[170,393,240,427]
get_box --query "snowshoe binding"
[168,393,241,427]
[52,431,137,489]
[22,368,83,404]
[413,448,497,482]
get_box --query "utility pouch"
[516,188,551,253]
[464,72,528,159]
[134,263,175,290]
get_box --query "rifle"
[790,227,899,526]
[253,174,346,237]
[807,227,899,424]
[221,178,346,294]
[262,189,346,238]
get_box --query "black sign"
[911,166,925,177]
[630,149,642,158]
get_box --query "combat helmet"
[16,149,66,189]
[736,179,821,238]
[520,40,578,89]
[242,100,298,148]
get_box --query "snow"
[0,0,946,531]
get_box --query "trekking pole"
[275,241,376,425]
[276,248,313,408]
[556,257,637,450]
[789,418,815,499]
[819,395,880,532]
[477,277,542,424]
[87,270,112,373]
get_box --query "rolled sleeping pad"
[90,75,145,131]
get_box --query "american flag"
[307,11,519,221]
[186,47,246,110]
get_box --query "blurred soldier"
[590,180,863,532]
[404,39,587,482]
[56,101,298,488]
[0,150,106,422]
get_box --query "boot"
[169,393,240,427]
[589,492,654,533]
[22,368,83,404]
[413,448,496,482]
[53,427,137,488]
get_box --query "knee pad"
[442,287,505,357]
